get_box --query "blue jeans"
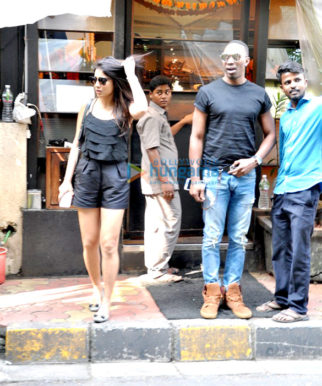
[272,185,320,314]
[202,168,256,288]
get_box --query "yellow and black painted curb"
[4,319,322,363]
[6,323,88,364]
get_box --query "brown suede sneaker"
[225,283,252,319]
[200,283,223,319]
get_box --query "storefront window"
[295,0,321,95]
[264,1,299,168]
[133,0,246,90]
[265,0,300,106]
[266,46,301,79]
[268,0,298,40]
[37,11,115,147]
[134,38,228,91]
[38,31,113,113]
[267,0,321,96]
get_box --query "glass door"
[126,0,251,238]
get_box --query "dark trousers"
[271,185,320,314]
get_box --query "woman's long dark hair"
[94,55,144,134]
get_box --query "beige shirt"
[136,101,179,195]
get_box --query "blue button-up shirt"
[274,95,322,194]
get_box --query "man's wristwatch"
[252,154,263,166]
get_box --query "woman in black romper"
[59,56,147,322]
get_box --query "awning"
[0,0,112,28]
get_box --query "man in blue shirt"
[257,61,321,322]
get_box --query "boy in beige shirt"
[137,75,192,282]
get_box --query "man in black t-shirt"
[189,40,275,320]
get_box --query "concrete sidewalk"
[0,272,321,364]
[2,360,322,385]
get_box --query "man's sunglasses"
[89,76,108,85]
[220,53,242,62]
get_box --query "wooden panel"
[46,147,70,209]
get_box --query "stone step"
[123,241,254,252]
[121,239,261,274]
[258,215,322,282]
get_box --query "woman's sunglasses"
[89,76,108,86]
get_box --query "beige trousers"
[144,191,181,278]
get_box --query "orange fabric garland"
[137,0,242,16]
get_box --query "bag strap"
[78,99,94,143]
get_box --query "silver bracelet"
[191,180,204,185]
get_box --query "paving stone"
[91,320,172,362]
[172,319,253,361]
[1,274,322,363]
[5,323,89,364]
[255,319,322,359]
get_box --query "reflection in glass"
[38,30,112,112]
[133,0,242,41]
[133,0,244,91]
[39,31,113,72]
[135,39,227,90]
[268,0,298,40]
[39,38,93,72]
[266,48,301,79]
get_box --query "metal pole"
[24,24,28,96]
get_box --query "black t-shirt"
[194,78,272,167]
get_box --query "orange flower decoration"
[136,0,243,14]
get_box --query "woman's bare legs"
[78,208,102,306]
[97,208,125,320]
